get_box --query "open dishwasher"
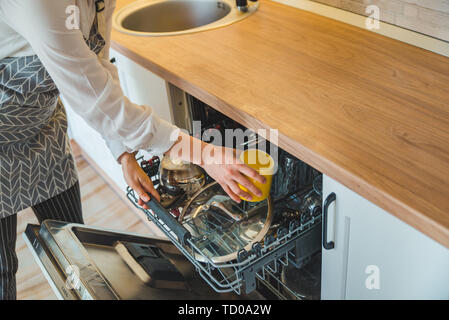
[24,86,323,300]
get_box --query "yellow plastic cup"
[238,149,275,202]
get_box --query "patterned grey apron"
[0,10,106,218]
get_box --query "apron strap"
[95,0,107,59]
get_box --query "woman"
[0,0,264,300]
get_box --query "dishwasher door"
[23,220,251,300]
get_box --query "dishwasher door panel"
[23,220,246,300]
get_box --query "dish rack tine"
[260,266,266,280]
[266,261,276,274]
[281,250,290,266]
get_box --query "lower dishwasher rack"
[127,187,321,297]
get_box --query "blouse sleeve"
[0,0,179,160]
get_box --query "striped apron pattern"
[0,181,84,300]
[0,14,105,219]
[0,3,106,299]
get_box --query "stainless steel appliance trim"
[23,225,79,300]
[38,221,118,300]
[27,221,251,300]
[113,0,259,37]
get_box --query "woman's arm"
[127,131,265,208]
[120,130,265,208]
[0,0,178,157]
[0,0,265,204]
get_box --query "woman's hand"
[201,146,266,203]
[119,152,160,209]
[165,131,266,203]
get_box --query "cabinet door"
[112,50,173,125]
[321,175,449,300]
[321,175,350,299]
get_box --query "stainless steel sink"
[113,0,259,37]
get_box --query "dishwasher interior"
[24,84,323,300]
[124,84,324,300]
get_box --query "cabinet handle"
[323,192,336,250]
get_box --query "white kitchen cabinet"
[112,49,173,125]
[66,48,174,191]
[321,175,449,299]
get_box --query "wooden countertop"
[112,0,449,248]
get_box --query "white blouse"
[0,0,179,160]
